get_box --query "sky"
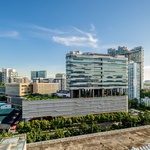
[0,0,150,80]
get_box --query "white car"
[56,92,70,98]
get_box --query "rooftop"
[0,116,6,123]
[27,125,150,150]
[67,51,110,56]
[0,108,14,115]
[0,103,6,106]
[0,134,26,150]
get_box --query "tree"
[128,99,132,108]
[65,130,72,137]
[79,122,89,134]
[138,111,150,125]
[129,98,138,109]
[27,132,36,143]
[0,82,5,86]
[24,122,32,132]
[139,102,147,110]
[90,123,101,133]
[16,122,25,133]
[68,127,80,136]
[140,89,150,98]
[85,114,95,123]
[121,116,133,128]
[2,130,8,137]
[65,118,72,127]
[36,131,42,142]
[42,133,50,141]
[31,120,40,129]
[54,129,65,139]
[41,120,50,130]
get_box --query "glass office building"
[66,51,128,98]
[31,70,47,80]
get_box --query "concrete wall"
[22,96,128,119]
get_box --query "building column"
[90,89,92,97]
[119,88,122,96]
[114,89,116,96]
[97,89,100,97]
[71,90,73,98]
[98,89,100,97]
[79,89,81,98]
[93,89,95,97]
[110,89,112,96]
[106,89,109,96]
[123,88,126,95]
[102,89,104,97]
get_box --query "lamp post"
[129,137,134,149]
[100,142,104,149]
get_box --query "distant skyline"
[0,0,150,79]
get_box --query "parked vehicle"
[14,121,19,125]
[56,90,70,98]
[10,125,16,130]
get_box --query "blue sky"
[1,0,150,79]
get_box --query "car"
[56,91,70,98]
[14,121,19,125]
[10,125,16,130]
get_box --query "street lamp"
[100,142,104,149]
[129,137,134,148]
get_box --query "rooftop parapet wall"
[22,96,128,119]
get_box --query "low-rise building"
[0,103,11,109]
[0,86,5,95]
[32,78,55,83]
[13,76,29,83]
[22,96,128,119]
[141,97,150,106]
[32,83,59,95]
[6,82,59,97]
[6,83,33,97]
[144,80,150,85]
[55,73,66,91]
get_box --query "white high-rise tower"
[2,68,18,83]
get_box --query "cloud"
[53,26,99,48]
[53,36,96,47]
[144,66,150,69]
[144,66,150,80]
[90,24,95,31]
[32,25,65,34]
[0,31,19,38]
[28,24,99,48]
